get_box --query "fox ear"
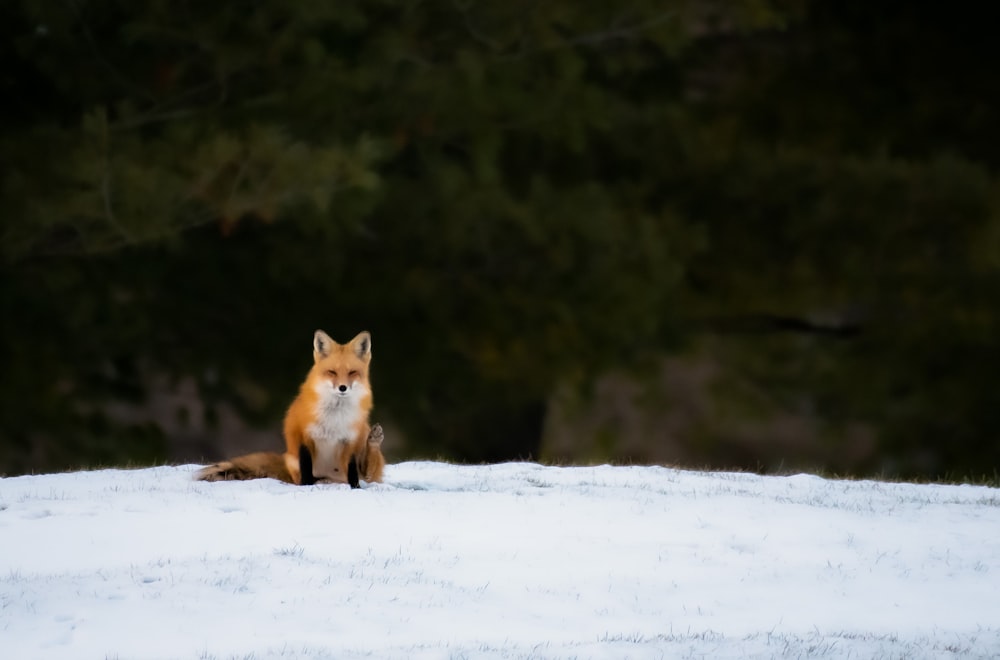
[350,331,372,361]
[313,330,335,362]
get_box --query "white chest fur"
[306,382,366,478]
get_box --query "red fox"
[195,330,385,487]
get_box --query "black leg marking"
[299,444,316,486]
[348,455,360,489]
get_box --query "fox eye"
[326,369,337,377]
[348,370,359,378]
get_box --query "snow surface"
[1,462,999,659]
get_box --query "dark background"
[3,1,998,481]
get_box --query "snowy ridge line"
[188,626,1000,660]
[3,460,997,510]
[1,462,999,659]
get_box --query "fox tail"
[194,451,294,484]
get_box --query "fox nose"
[338,384,348,393]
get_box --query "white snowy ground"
[1,463,999,659]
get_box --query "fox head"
[310,330,372,400]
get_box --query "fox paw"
[368,423,384,447]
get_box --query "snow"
[1,462,999,659]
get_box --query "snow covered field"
[1,461,999,659]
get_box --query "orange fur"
[196,330,385,485]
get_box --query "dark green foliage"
[1,0,997,478]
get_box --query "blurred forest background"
[2,0,998,481]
